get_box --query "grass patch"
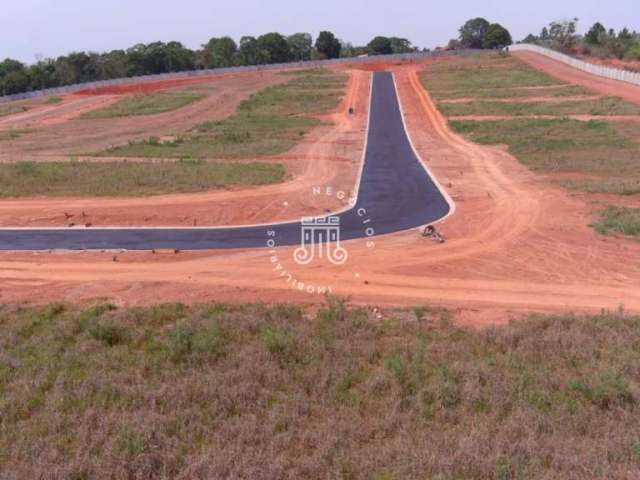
[45,96,63,104]
[592,206,640,237]
[0,103,26,117]
[100,69,347,159]
[0,128,32,141]
[0,159,285,197]
[563,178,640,196]
[425,54,640,196]
[451,118,639,176]
[422,53,564,99]
[0,300,639,478]
[434,84,591,100]
[440,96,640,117]
[82,91,205,118]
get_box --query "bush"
[625,44,640,61]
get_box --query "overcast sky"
[1,0,637,63]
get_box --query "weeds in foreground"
[1,300,639,478]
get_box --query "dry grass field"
[1,299,639,479]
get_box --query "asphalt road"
[0,72,452,251]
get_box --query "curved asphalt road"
[0,72,452,251]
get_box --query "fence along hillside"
[510,44,640,87]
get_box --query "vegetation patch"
[450,118,639,176]
[0,129,32,141]
[100,70,347,159]
[45,96,63,104]
[0,159,285,197]
[425,54,640,196]
[592,206,640,238]
[422,54,564,99]
[0,103,26,117]
[440,96,640,117]
[82,91,205,118]
[433,84,590,100]
[0,300,639,478]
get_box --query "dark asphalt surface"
[0,72,451,251]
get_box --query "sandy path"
[0,70,368,228]
[514,51,640,105]
[1,63,639,324]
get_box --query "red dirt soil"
[514,51,640,104]
[75,72,269,95]
[1,55,639,325]
[0,70,367,227]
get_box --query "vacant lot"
[0,160,285,197]
[423,54,565,98]
[0,299,638,479]
[81,91,206,118]
[423,54,640,201]
[101,69,347,159]
[450,119,638,176]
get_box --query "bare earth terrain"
[0,54,639,323]
[0,70,367,227]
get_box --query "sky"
[1,0,638,63]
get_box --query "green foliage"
[459,17,491,48]
[287,33,313,61]
[261,326,298,363]
[202,37,238,68]
[367,36,393,55]
[592,207,640,238]
[0,160,285,197]
[484,23,513,49]
[256,32,292,64]
[315,31,342,59]
[82,91,204,118]
[389,37,415,54]
[585,22,607,45]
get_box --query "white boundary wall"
[510,44,640,87]
[0,50,475,104]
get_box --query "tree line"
[0,32,419,97]
[521,19,640,60]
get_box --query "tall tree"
[367,36,393,55]
[585,22,607,45]
[315,31,342,59]
[548,18,579,51]
[483,23,513,49]
[256,33,291,64]
[204,37,238,68]
[389,37,415,54]
[287,33,313,61]
[459,18,491,48]
[238,36,263,65]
